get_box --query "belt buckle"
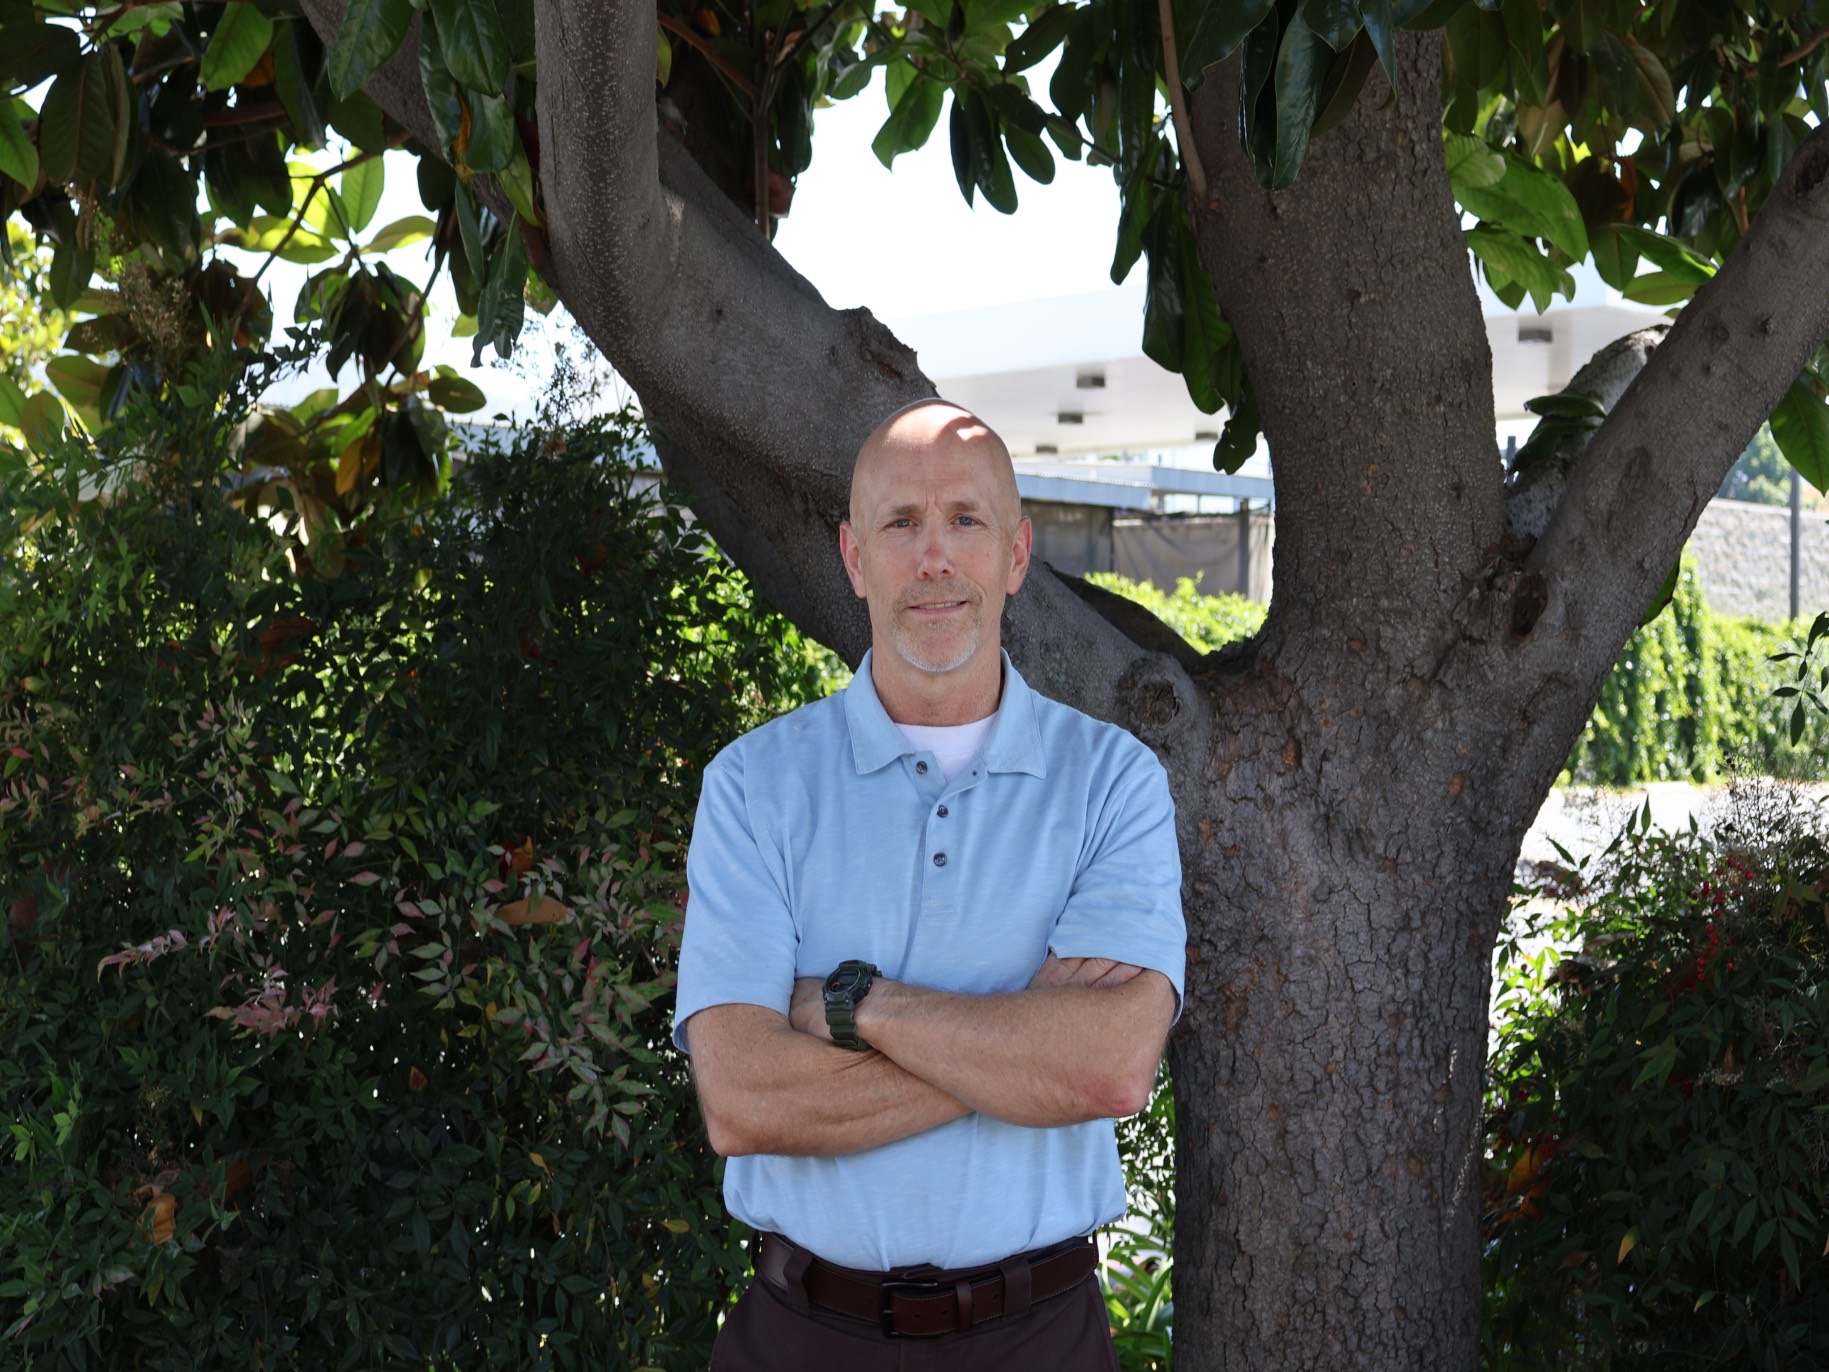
[878,1277,947,1338]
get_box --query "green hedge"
[1566,562,1825,784]
[1,377,820,1367]
[1090,566,1824,783]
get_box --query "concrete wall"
[1688,498,1829,624]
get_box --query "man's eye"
[956,516,978,527]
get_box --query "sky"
[244,62,1129,419]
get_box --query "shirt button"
[915,761,928,775]
[936,805,948,818]
[933,853,947,867]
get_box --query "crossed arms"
[686,955,1176,1158]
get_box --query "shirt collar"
[843,650,1047,779]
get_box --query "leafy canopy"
[1,0,1827,524]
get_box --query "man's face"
[840,410,1031,689]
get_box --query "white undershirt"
[894,712,998,783]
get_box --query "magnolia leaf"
[1617,1228,1639,1265]
[0,19,80,88]
[872,72,944,168]
[1622,271,1703,307]
[0,371,26,427]
[1524,392,1607,420]
[45,354,108,413]
[496,139,540,223]
[200,4,275,91]
[428,367,487,412]
[462,89,515,174]
[1457,151,1588,260]
[1301,0,1361,51]
[1770,377,1829,495]
[0,97,37,189]
[1466,225,1572,313]
[19,391,67,453]
[326,0,414,101]
[655,24,671,86]
[365,214,437,252]
[1444,131,1505,191]
[339,156,385,234]
[39,52,119,187]
[1266,9,1325,190]
[427,0,508,94]
[1179,0,1274,90]
[1612,224,1715,281]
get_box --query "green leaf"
[365,214,437,252]
[1300,0,1362,52]
[1140,210,1183,373]
[427,0,508,94]
[1179,0,1274,91]
[0,20,79,89]
[462,90,515,174]
[1771,377,1829,495]
[872,74,944,168]
[1524,392,1607,420]
[1004,122,1055,185]
[472,220,528,364]
[1004,3,1078,73]
[1465,225,1573,313]
[496,137,540,223]
[1457,151,1588,259]
[0,371,26,427]
[1266,8,1326,190]
[326,0,415,102]
[428,366,487,412]
[1620,271,1702,307]
[1444,131,1505,192]
[340,157,385,235]
[1214,382,1260,473]
[200,4,275,91]
[1640,556,1680,625]
[1361,0,1398,87]
[1612,225,1715,282]
[19,391,65,453]
[39,52,120,188]
[1177,218,1234,415]
[0,97,38,189]
[45,353,107,414]
[1589,222,1640,292]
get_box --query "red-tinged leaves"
[349,870,381,886]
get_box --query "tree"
[1721,424,1800,506]
[4,0,1829,1365]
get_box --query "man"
[674,400,1184,1367]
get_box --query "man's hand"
[1027,953,1144,990]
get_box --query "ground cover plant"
[0,362,821,1368]
[1486,787,1829,1368]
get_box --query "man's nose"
[914,523,953,577]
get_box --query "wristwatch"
[823,960,879,1051]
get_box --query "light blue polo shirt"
[674,651,1185,1270]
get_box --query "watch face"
[825,966,858,995]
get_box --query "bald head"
[850,400,1020,527]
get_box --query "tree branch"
[1523,126,1829,671]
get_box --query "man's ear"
[1006,516,1033,595]
[839,521,868,599]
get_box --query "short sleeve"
[1046,747,1186,1010]
[672,747,802,1052]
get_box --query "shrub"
[0,369,821,1368]
[1485,787,1829,1368]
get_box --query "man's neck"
[870,651,1004,726]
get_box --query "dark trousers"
[709,1244,1119,1371]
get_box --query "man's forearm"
[834,971,1175,1129]
[687,1003,970,1157]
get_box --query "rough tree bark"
[305,0,1829,1363]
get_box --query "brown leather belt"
[755,1231,1098,1338]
